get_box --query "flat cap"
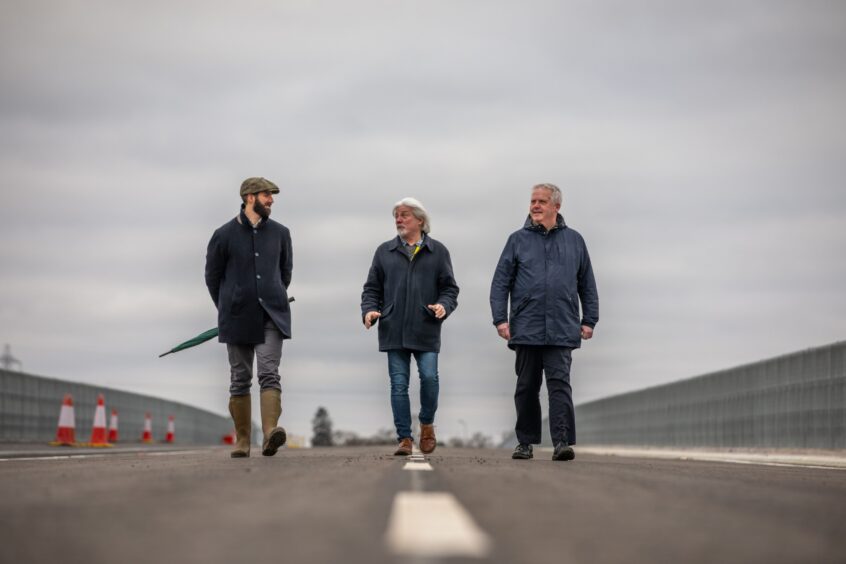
[240,177,280,197]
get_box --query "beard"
[254,199,271,219]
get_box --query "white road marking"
[0,454,109,462]
[385,492,491,558]
[572,446,846,471]
[0,448,209,462]
[403,461,433,471]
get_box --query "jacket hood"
[523,213,567,231]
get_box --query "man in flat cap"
[205,177,292,458]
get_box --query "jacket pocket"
[420,304,442,322]
[229,285,244,316]
[380,303,395,320]
[566,294,580,320]
[510,296,531,319]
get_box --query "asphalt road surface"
[2,446,845,564]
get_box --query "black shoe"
[512,443,533,460]
[552,442,575,461]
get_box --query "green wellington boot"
[260,389,287,456]
[228,395,252,458]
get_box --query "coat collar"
[523,213,566,233]
[389,233,432,251]
[237,205,268,230]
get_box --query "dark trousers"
[514,345,575,446]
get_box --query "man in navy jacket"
[361,197,459,456]
[490,183,599,461]
[205,177,291,458]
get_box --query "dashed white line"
[385,491,491,558]
[403,461,433,471]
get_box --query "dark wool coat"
[490,214,598,350]
[361,236,459,353]
[205,208,293,345]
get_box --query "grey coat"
[361,235,459,353]
[205,208,293,345]
[490,214,598,350]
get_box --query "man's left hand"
[580,325,593,340]
[427,303,446,319]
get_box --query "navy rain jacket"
[205,207,293,345]
[361,236,459,353]
[490,214,598,350]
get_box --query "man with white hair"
[490,183,599,462]
[361,198,460,456]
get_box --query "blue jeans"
[387,350,439,440]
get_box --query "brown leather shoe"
[420,424,436,454]
[394,437,413,456]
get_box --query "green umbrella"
[159,327,219,357]
[159,297,294,358]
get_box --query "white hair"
[532,183,562,206]
[392,197,431,234]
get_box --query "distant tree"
[332,427,396,446]
[311,407,334,446]
[447,437,465,448]
[467,432,493,449]
[447,432,493,449]
[370,428,396,445]
[332,430,357,445]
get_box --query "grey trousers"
[227,319,284,396]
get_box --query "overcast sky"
[1,1,844,443]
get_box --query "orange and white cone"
[165,415,175,443]
[141,412,154,443]
[108,409,119,443]
[50,394,77,446]
[87,394,113,447]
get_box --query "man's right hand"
[496,322,510,341]
[364,311,381,329]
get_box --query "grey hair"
[393,197,431,234]
[532,183,562,206]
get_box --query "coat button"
[255,252,259,257]
[256,275,261,279]
[258,297,263,302]
[253,229,257,234]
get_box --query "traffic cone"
[165,415,175,443]
[141,412,154,443]
[108,409,119,443]
[50,394,77,446]
[86,394,112,447]
[222,430,235,445]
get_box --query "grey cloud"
[2,0,845,441]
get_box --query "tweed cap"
[240,177,280,197]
